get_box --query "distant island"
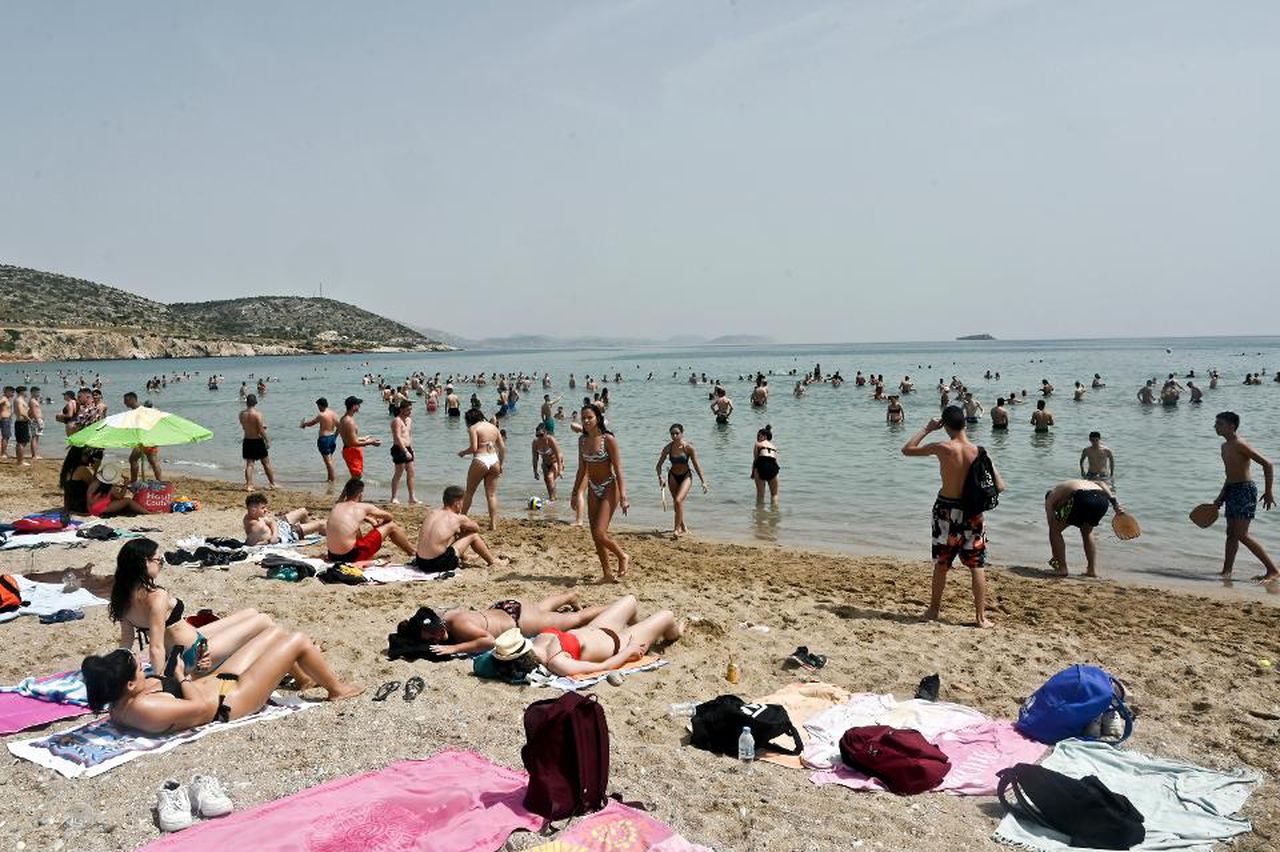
[956,333,996,341]
[1,264,452,362]
[412,328,774,350]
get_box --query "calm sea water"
[8,337,1280,595]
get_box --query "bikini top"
[580,437,610,464]
[542,628,582,661]
[129,596,185,648]
[669,449,689,466]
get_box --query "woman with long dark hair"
[752,424,780,506]
[458,407,506,530]
[655,423,708,537]
[570,403,630,581]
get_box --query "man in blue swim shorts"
[1213,411,1277,583]
[300,397,341,483]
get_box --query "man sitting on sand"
[243,492,326,546]
[412,485,502,572]
[420,591,609,656]
[1079,431,1114,481]
[325,477,415,563]
[902,405,1006,628]
[1044,479,1126,577]
[1213,411,1278,583]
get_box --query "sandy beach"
[1,459,1277,851]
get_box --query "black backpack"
[521,692,610,820]
[690,695,803,757]
[997,763,1145,850]
[961,447,999,518]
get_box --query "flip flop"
[39,609,85,624]
[403,675,424,702]
[372,680,401,702]
[787,646,827,670]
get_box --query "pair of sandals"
[39,609,85,624]
[787,646,827,671]
[373,675,424,702]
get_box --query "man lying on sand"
[325,477,414,563]
[418,591,609,656]
[243,492,326,546]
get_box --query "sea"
[8,337,1280,597]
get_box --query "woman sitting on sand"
[85,460,152,517]
[111,538,290,681]
[60,446,101,514]
[570,403,631,581]
[82,625,362,734]
[489,594,681,679]
[421,591,609,656]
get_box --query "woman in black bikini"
[570,403,630,581]
[531,423,564,502]
[655,423,708,537]
[422,591,609,656]
[490,594,681,679]
[81,626,362,734]
[752,424,780,506]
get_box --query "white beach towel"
[0,530,85,550]
[527,658,670,691]
[0,575,108,624]
[362,564,455,583]
[993,739,1259,851]
[7,693,308,779]
[801,692,990,769]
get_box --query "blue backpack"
[1016,665,1133,745]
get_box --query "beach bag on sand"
[1,574,24,613]
[961,447,999,518]
[838,726,951,794]
[1017,665,1133,745]
[997,763,1145,849]
[521,692,609,820]
[690,695,803,757]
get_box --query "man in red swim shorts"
[325,477,415,563]
[338,396,380,478]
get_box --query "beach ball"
[528,496,544,510]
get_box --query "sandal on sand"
[914,673,941,702]
[787,646,826,671]
[39,609,85,624]
[372,681,401,702]
[403,676,424,702]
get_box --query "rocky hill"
[1,264,452,361]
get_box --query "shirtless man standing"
[389,400,418,505]
[300,397,340,483]
[325,478,415,562]
[1212,411,1278,583]
[1136,380,1156,405]
[13,386,31,466]
[710,387,734,425]
[0,387,12,459]
[239,394,276,490]
[1079,432,1114,481]
[445,385,461,418]
[902,405,1006,628]
[962,393,984,425]
[990,398,1009,430]
[411,484,502,572]
[27,387,42,460]
[1030,399,1054,433]
[123,392,162,482]
[338,396,380,480]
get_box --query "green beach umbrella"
[67,406,213,449]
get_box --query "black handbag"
[997,763,1145,850]
[689,695,802,757]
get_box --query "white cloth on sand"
[0,576,108,624]
[801,692,989,769]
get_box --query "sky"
[2,1,1278,343]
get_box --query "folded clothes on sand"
[993,739,1260,851]
[7,694,308,778]
[526,800,712,852]
[0,576,107,624]
[140,750,543,852]
[0,692,90,736]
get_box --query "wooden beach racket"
[1189,503,1219,529]
[1111,512,1141,541]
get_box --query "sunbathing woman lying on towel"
[111,538,304,684]
[420,590,609,656]
[489,594,682,679]
[82,626,362,734]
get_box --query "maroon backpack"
[839,725,951,795]
[520,692,610,820]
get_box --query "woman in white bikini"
[570,403,630,581]
[655,423,708,537]
[458,408,506,530]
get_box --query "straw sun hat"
[96,461,124,485]
[492,628,532,661]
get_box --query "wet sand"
[0,460,1277,851]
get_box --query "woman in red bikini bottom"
[490,594,682,678]
[420,591,610,656]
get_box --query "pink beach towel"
[142,750,543,852]
[527,801,712,852]
[810,720,1049,796]
[0,692,90,736]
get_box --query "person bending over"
[1044,479,1126,577]
[243,492,326,546]
[325,477,415,563]
[412,485,503,572]
[420,590,609,656]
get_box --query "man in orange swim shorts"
[338,396,380,478]
[325,478,415,563]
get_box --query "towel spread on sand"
[0,575,108,623]
[362,564,456,583]
[0,692,90,736]
[528,656,670,691]
[811,719,1048,796]
[0,530,84,550]
[754,682,852,769]
[994,739,1259,851]
[527,800,713,852]
[801,692,990,770]
[140,750,543,852]
[1,670,89,705]
[7,694,308,778]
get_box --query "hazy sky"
[3,2,1278,342]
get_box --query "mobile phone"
[195,637,209,668]
[164,644,184,678]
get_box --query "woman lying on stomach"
[489,594,681,679]
[82,626,362,734]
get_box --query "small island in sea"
[956,333,996,341]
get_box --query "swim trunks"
[0,420,10,440]
[391,444,414,465]
[327,526,383,563]
[13,420,30,445]
[342,445,364,477]
[412,546,459,573]
[991,422,1008,431]
[715,414,730,425]
[490,598,522,623]
[543,418,555,434]
[447,407,461,418]
[242,437,268,461]
[1223,480,1258,521]
[965,417,979,425]
[316,433,337,456]
[931,495,986,570]
[1055,489,1110,528]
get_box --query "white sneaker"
[156,780,194,832]
[190,774,233,818]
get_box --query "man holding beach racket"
[1043,479,1137,578]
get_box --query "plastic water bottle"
[668,702,697,717]
[737,726,755,763]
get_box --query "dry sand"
[0,460,1277,851]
